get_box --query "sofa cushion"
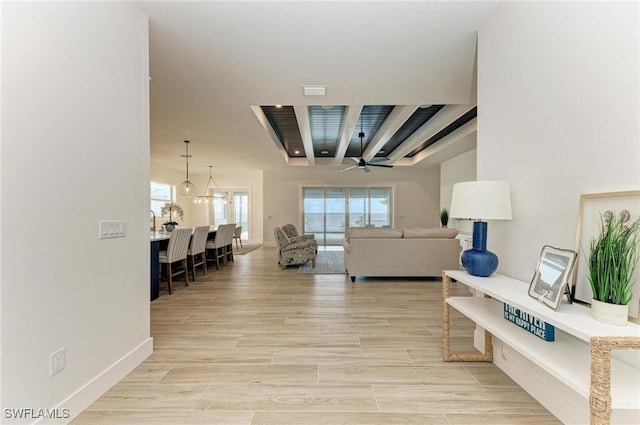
[402,227,458,239]
[346,227,403,240]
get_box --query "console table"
[442,270,640,425]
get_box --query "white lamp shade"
[449,180,512,220]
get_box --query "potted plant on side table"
[160,202,184,232]
[440,208,449,228]
[588,209,640,325]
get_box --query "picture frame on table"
[528,245,577,310]
[573,190,640,319]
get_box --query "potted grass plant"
[160,202,184,232]
[440,208,449,228]
[588,209,640,325]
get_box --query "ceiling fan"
[341,126,394,173]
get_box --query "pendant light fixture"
[179,140,195,197]
[195,165,227,204]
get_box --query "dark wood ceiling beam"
[395,118,477,166]
[387,104,476,163]
[362,105,418,161]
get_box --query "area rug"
[233,244,262,255]
[298,251,346,274]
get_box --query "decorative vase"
[461,221,498,277]
[591,299,629,326]
[165,224,175,232]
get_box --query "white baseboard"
[36,337,153,424]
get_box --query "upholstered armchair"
[282,224,318,254]
[274,226,317,270]
[282,224,315,242]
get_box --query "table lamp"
[449,180,512,277]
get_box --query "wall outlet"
[50,348,66,376]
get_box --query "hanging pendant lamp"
[179,140,195,197]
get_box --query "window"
[150,181,175,215]
[303,186,392,246]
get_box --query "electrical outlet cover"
[50,348,65,376]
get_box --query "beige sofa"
[343,227,461,282]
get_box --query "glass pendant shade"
[180,180,195,196]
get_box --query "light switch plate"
[99,220,126,239]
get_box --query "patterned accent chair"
[282,224,318,251]
[274,226,317,270]
[282,224,314,241]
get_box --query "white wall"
[1,3,151,423]
[478,1,639,282]
[0,0,4,409]
[151,163,264,242]
[263,167,440,244]
[440,149,477,233]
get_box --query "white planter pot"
[591,299,629,326]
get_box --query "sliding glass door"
[303,188,325,243]
[326,188,346,246]
[303,187,392,246]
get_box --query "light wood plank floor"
[72,246,561,425]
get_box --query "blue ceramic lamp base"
[462,221,499,277]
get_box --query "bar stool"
[159,227,192,294]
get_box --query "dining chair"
[233,226,243,249]
[206,224,231,270]
[224,223,236,263]
[187,226,210,281]
[159,227,192,294]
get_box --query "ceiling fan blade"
[368,163,394,168]
[340,165,357,172]
[350,157,360,163]
[369,157,391,164]
[364,165,371,173]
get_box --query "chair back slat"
[166,227,192,262]
[189,226,210,255]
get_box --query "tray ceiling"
[254,104,477,168]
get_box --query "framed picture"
[573,190,640,318]
[528,245,577,310]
